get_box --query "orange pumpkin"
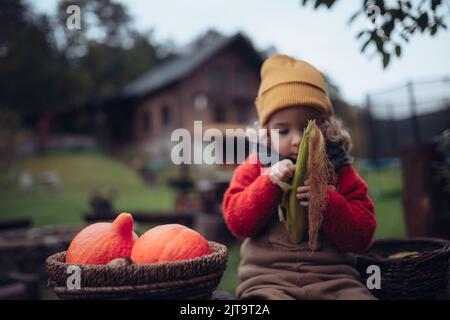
[131,224,211,264]
[66,212,136,264]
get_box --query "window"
[194,93,208,111]
[235,66,248,96]
[213,104,226,122]
[236,106,248,124]
[142,110,151,133]
[161,104,171,127]
[210,65,225,93]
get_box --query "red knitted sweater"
[222,154,376,253]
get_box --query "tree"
[0,0,171,125]
[301,0,450,68]
[55,0,134,58]
[54,0,167,102]
[0,0,67,118]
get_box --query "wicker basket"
[355,237,450,300]
[46,241,228,300]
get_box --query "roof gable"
[123,32,262,98]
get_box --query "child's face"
[267,105,322,160]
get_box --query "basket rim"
[355,237,450,264]
[46,240,227,270]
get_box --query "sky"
[32,0,450,113]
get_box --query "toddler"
[222,54,377,300]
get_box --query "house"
[121,30,263,160]
[34,31,264,161]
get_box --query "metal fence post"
[407,81,421,144]
[387,104,398,157]
[365,94,378,168]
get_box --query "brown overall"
[236,215,377,300]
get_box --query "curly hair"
[319,115,353,153]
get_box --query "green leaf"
[322,0,337,8]
[383,20,395,38]
[431,0,441,11]
[374,33,384,52]
[348,10,360,25]
[277,180,292,193]
[278,206,286,223]
[417,13,429,32]
[383,52,391,68]
[430,23,438,35]
[356,30,366,39]
[400,33,410,42]
[395,45,402,57]
[361,38,371,53]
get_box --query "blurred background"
[0,0,449,299]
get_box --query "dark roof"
[122,32,263,98]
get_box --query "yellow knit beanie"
[255,54,333,126]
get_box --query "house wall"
[133,45,260,160]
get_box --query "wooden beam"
[0,218,32,231]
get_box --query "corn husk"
[278,120,329,250]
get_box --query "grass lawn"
[0,151,176,226]
[0,152,406,297]
[359,165,406,239]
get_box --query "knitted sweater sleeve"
[322,164,377,253]
[222,154,283,239]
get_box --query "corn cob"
[280,120,314,245]
[278,119,328,249]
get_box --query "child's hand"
[269,159,295,188]
[296,179,337,207]
[296,179,311,207]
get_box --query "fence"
[364,76,450,239]
[365,76,450,162]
